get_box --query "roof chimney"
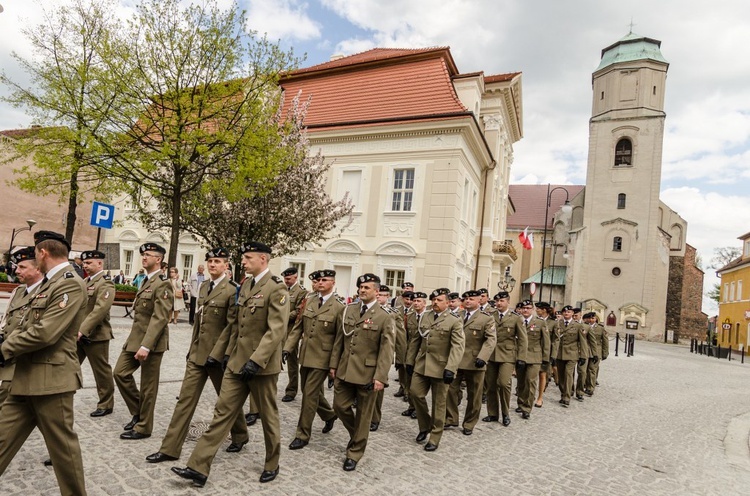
[330,53,344,61]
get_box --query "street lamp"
[538,185,571,303]
[7,219,37,264]
[497,271,517,292]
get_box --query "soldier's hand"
[78,333,92,346]
[542,361,550,367]
[405,364,414,376]
[591,356,599,364]
[134,347,149,362]
[328,376,335,389]
[443,370,455,384]
[222,355,229,370]
[577,358,586,366]
[373,380,384,391]
[516,360,527,370]
[474,358,486,368]
[205,356,221,368]
[281,350,290,365]
[239,359,260,381]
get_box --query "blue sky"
[2,0,750,313]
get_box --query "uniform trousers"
[284,331,299,398]
[247,392,259,414]
[371,389,384,424]
[516,363,541,413]
[0,381,11,408]
[159,360,248,458]
[575,359,589,396]
[332,378,378,462]
[485,361,515,417]
[188,372,280,475]
[295,367,336,441]
[0,391,86,496]
[585,359,600,393]
[410,373,449,446]
[557,359,576,401]
[446,369,485,430]
[114,350,164,435]
[77,340,115,410]
[397,365,412,403]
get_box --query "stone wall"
[667,245,706,340]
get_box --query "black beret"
[205,247,230,260]
[379,285,391,293]
[561,305,574,312]
[356,273,380,287]
[34,230,71,251]
[462,289,481,298]
[478,288,489,295]
[240,241,272,255]
[573,307,582,313]
[430,287,450,300]
[448,292,460,300]
[402,291,414,299]
[535,301,550,308]
[515,302,523,309]
[139,242,166,255]
[10,247,35,265]
[412,291,428,299]
[308,270,321,281]
[280,267,298,276]
[80,250,105,261]
[493,291,510,300]
[319,269,336,278]
[520,299,534,307]
[401,282,414,289]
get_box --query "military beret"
[515,302,523,309]
[429,287,451,300]
[281,267,298,276]
[33,230,71,251]
[583,312,594,319]
[573,307,582,313]
[205,247,230,260]
[462,289,481,298]
[493,291,510,300]
[561,305,574,312]
[535,301,550,308]
[10,247,35,265]
[356,273,380,287]
[412,291,428,299]
[401,282,414,289]
[379,285,391,293]
[80,250,105,261]
[308,270,321,281]
[139,242,166,255]
[240,241,272,255]
[402,291,414,299]
[478,288,489,295]
[448,292,460,300]
[520,299,534,307]
[319,269,336,278]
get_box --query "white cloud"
[245,0,321,41]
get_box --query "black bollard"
[729,346,732,361]
[742,346,745,364]
[717,344,721,359]
[690,338,695,353]
[629,334,635,357]
[624,333,629,356]
[615,332,619,357]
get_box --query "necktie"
[524,319,529,327]
[208,281,215,294]
[41,276,48,285]
[360,304,367,317]
[319,296,324,307]
[85,276,91,283]
[434,312,439,321]
[464,312,470,324]
[499,313,504,320]
[565,321,569,327]
[249,277,255,290]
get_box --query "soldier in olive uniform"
[281,266,308,402]
[573,308,591,402]
[284,269,342,449]
[172,242,288,486]
[146,248,248,464]
[448,292,462,313]
[515,300,550,419]
[330,273,395,471]
[484,291,527,426]
[553,305,589,407]
[477,288,497,315]
[445,290,496,435]
[534,302,556,408]
[584,313,608,395]
[406,288,465,451]
[77,250,116,417]
[0,247,43,407]
[401,291,427,418]
[114,242,172,439]
[393,290,414,402]
[0,231,88,495]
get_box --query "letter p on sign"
[90,201,115,229]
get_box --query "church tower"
[567,33,671,340]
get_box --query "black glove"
[591,356,599,364]
[515,360,527,370]
[578,358,586,367]
[79,334,92,346]
[0,350,4,367]
[205,356,221,368]
[328,376,334,389]
[602,356,607,361]
[222,355,229,370]
[474,358,486,368]
[281,350,289,365]
[364,382,375,391]
[443,369,455,384]
[0,333,5,345]
[239,360,260,381]
[405,364,414,376]
[550,358,556,366]
[541,361,549,368]
[395,363,403,370]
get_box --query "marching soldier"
[393,290,414,401]
[0,231,88,495]
[574,308,591,402]
[391,281,414,310]
[584,313,608,395]
[284,269,342,450]
[281,266,308,403]
[483,291,527,426]
[0,247,43,407]
[401,291,428,418]
[553,305,589,407]
[448,292,462,314]
[330,273,394,471]
[406,288,464,451]
[370,284,401,431]
[534,302,556,408]
[477,288,496,315]
[172,241,288,486]
[515,300,550,419]
[114,242,172,440]
[445,290,495,435]
[145,247,248,464]
[77,250,116,417]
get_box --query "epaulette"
[383,305,397,314]
[229,280,240,287]
[335,295,346,305]
[271,275,283,284]
[64,271,75,279]
[450,310,459,317]
[480,310,491,316]
[159,274,168,281]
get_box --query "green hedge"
[115,283,138,293]
[0,272,8,283]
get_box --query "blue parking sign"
[90,201,115,229]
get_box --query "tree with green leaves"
[0,0,121,243]
[706,246,742,304]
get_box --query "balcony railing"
[492,241,517,260]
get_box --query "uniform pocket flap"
[365,358,377,367]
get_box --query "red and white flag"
[518,227,534,250]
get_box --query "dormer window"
[614,138,632,166]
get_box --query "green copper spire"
[596,32,669,72]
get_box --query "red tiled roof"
[281,49,468,129]
[484,72,521,84]
[507,184,584,230]
[288,47,457,77]
[0,127,49,139]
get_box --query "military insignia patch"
[163,290,169,299]
[103,291,110,300]
[280,295,287,304]
[64,272,74,279]
[59,293,69,308]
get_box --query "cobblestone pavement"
[2,308,750,495]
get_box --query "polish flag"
[519,227,534,250]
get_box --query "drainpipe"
[472,158,497,287]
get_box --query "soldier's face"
[241,252,266,275]
[82,259,102,275]
[377,291,389,305]
[15,260,41,284]
[535,307,544,317]
[562,309,574,320]
[479,294,488,305]
[310,278,321,292]
[283,274,298,287]
[206,258,227,278]
[520,305,534,318]
[432,295,448,312]
[318,277,334,295]
[403,297,413,308]
[495,297,510,312]
[573,312,582,321]
[448,299,460,310]
[358,282,378,303]
[463,296,479,311]
[412,298,426,312]
[141,251,161,272]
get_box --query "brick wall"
[667,245,706,340]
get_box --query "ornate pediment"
[601,217,638,227]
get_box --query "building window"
[289,262,306,281]
[724,283,729,302]
[384,269,405,288]
[601,91,604,100]
[617,193,626,209]
[614,138,633,166]
[730,282,736,302]
[738,280,743,301]
[123,250,133,277]
[391,168,415,211]
[612,236,623,252]
[341,170,362,210]
[462,178,470,221]
[181,254,193,282]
